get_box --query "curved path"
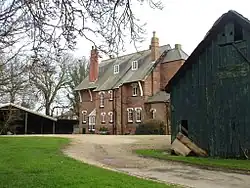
[56,134,250,188]
[19,134,250,188]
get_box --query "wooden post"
[41,120,43,134]
[24,112,28,134]
[52,121,55,134]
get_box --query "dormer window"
[114,65,119,74]
[132,61,138,70]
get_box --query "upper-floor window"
[135,107,142,123]
[127,108,133,123]
[150,108,156,119]
[132,60,138,70]
[108,111,113,123]
[132,84,138,96]
[101,112,106,123]
[114,64,119,74]
[82,110,87,123]
[108,90,113,101]
[99,91,105,107]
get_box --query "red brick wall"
[78,60,184,135]
[160,59,185,90]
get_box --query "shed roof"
[146,91,170,103]
[75,43,188,91]
[0,103,57,121]
[165,10,250,92]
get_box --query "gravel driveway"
[13,134,250,188]
[57,134,250,188]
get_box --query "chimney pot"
[175,44,181,50]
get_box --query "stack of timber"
[171,132,208,157]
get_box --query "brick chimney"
[89,46,99,82]
[151,31,160,61]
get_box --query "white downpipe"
[88,89,93,101]
[138,81,143,96]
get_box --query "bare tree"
[0,56,31,104]
[0,0,163,57]
[29,53,69,115]
[65,56,89,117]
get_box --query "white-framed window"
[99,91,105,107]
[132,60,138,70]
[132,84,138,96]
[127,108,133,123]
[114,64,119,74]
[101,112,106,123]
[88,116,96,130]
[150,108,156,119]
[108,111,113,123]
[135,107,142,123]
[82,110,87,123]
[108,90,113,101]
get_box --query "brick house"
[75,32,188,134]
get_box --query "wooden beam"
[24,112,28,134]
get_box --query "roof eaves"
[0,103,57,121]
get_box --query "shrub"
[135,119,166,135]
[99,127,109,135]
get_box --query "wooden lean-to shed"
[0,103,57,134]
[166,10,250,158]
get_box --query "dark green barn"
[166,10,250,158]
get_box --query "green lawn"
[135,149,250,172]
[0,137,177,188]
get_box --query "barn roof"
[165,10,250,92]
[0,103,57,121]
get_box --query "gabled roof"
[0,103,57,121]
[76,44,188,91]
[165,10,250,92]
[146,91,170,103]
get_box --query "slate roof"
[75,44,188,91]
[146,91,170,103]
[166,10,250,92]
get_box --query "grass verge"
[135,149,250,173]
[0,137,177,188]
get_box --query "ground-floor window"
[108,111,113,123]
[150,108,156,119]
[82,110,87,123]
[88,115,96,130]
[127,108,133,122]
[135,107,142,123]
[101,112,106,123]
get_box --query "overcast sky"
[73,0,250,60]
